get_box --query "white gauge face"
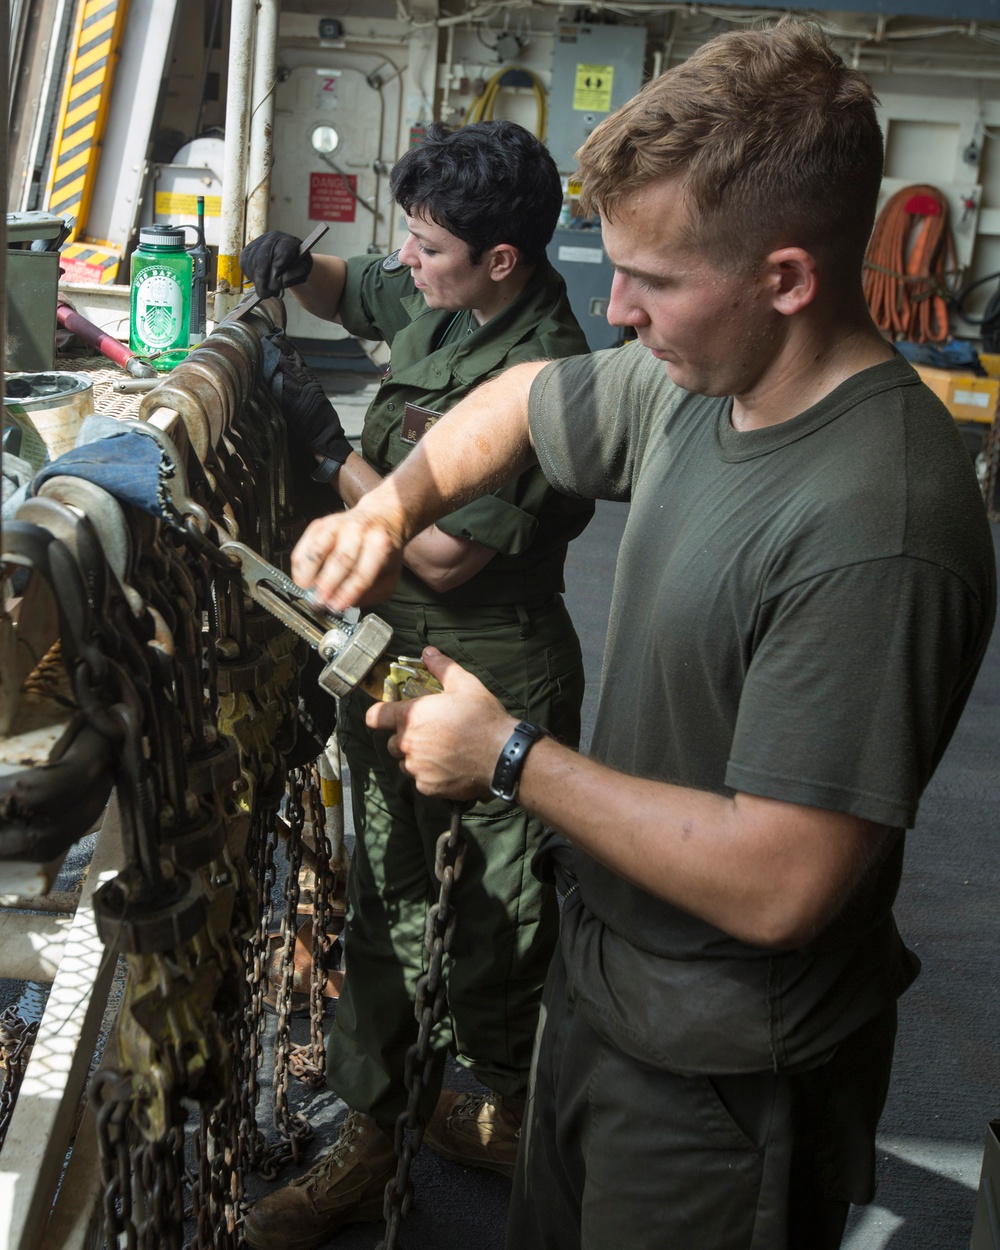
[311,125,340,155]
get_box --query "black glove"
[240,231,313,298]
[261,329,353,473]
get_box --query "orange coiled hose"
[863,185,958,344]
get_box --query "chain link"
[237,803,282,1188]
[287,765,337,1088]
[377,802,468,1250]
[135,1127,186,1250]
[94,1069,139,1250]
[269,766,315,1168]
[0,1008,39,1151]
[8,314,403,1250]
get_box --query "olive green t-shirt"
[338,253,593,608]
[528,347,996,1072]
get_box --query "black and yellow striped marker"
[58,241,121,284]
[44,0,132,240]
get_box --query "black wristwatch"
[310,455,343,484]
[490,721,548,803]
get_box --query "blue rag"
[31,428,181,522]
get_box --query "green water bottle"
[130,225,192,371]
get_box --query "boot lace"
[294,1110,371,1192]
[450,1092,522,1139]
[454,1092,494,1119]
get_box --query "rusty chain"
[239,804,282,1184]
[377,802,468,1250]
[83,394,316,1247]
[287,765,337,1089]
[95,1070,137,1250]
[0,1008,40,1151]
[94,1063,187,1250]
[3,311,429,1250]
[269,765,315,1168]
[135,1127,186,1250]
[195,1103,240,1250]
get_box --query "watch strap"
[490,720,548,803]
[310,442,352,483]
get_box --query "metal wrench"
[220,540,392,698]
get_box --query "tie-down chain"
[0,1009,40,1153]
[0,301,392,1248]
[379,800,468,1250]
[0,297,473,1250]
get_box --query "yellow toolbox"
[913,365,999,425]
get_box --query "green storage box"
[5,212,67,372]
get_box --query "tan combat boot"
[243,1109,396,1250]
[423,1090,524,1178]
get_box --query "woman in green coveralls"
[240,121,592,1249]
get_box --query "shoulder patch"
[381,250,406,273]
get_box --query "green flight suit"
[325,253,593,1124]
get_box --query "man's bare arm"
[328,452,496,593]
[291,360,548,608]
[515,742,887,949]
[368,650,891,950]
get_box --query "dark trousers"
[509,943,897,1250]
[326,596,584,1125]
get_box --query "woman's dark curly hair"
[390,120,562,266]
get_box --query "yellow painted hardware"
[44,0,133,240]
[217,252,243,291]
[58,241,120,284]
[154,192,222,219]
[977,353,1000,380]
[360,656,444,703]
[320,775,343,807]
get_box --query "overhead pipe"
[246,0,279,244]
[214,0,255,322]
[11,0,73,212]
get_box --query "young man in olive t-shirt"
[292,22,996,1250]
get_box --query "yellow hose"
[463,66,547,139]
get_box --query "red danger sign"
[309,171,357,223]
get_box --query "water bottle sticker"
[135,268,183,348]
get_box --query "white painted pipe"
[10,0,70,212]
[246,0,279,242]
[214,0,255,321]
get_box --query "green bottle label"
[134,266,184,349]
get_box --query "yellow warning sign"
[154,192,222,218]
[573,64,614,112]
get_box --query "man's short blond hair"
[576,19,883,273]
